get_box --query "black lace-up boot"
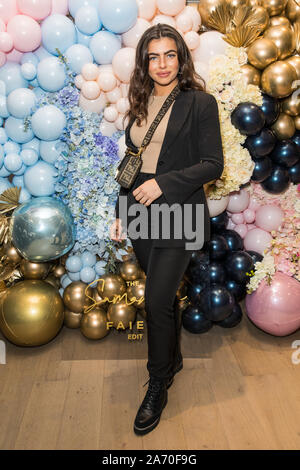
[133,375,168,435]
[166,297,184,389]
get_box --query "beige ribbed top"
[130,93,175,173]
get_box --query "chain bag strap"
[114,84,180,189]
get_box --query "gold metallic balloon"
[269,16,292,28]
[271,112,296,138]
[241,64,261,86]
[52,264,66,278]
[264,25,295,59]
[63,281,93,313]
[44,274,61,289]
[261,60,297,97]
[286,0,300,23]
[80,307,109,339]
[96,273,127,302]
[247,38,279,69]
[197,0,223,27]
[107,301,136,329]
[127,278,145,309]
[294,114,300,129]
[119,260,141,281]
[19,259,51,280]
[226,0,249,6]
[4,244,22,264]
[250,5,270,32]
[281,93,300,115]
[0,280,64,346]
[64,309,82,328]
[92,287,107,310]
[262,0,287,16]
[285,55,300,78]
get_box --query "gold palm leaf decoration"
[223,25,262,48]
[0,216,11,245]
[207,1,235,34]
[0,187,21,214]
[231,4,253,29]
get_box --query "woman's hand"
[109,218,127,242]
[132,178,162,206]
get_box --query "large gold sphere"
[96,274,127,302]
[285,55,300,78]
[63,281,93,313]
[269,16,292,28]
[52,264,66,278]
[0,280,64,346]
[271,112,296,138]
[127,278,145,309]
[197,0,223,27]
[240,64,261,86]
[80,307,109,339]
[19,259,51,280]
[107,301,136,329]
[262,0,287,16]
[281,93,300,115]
[64,309,82,328]
[261,60,297,97]
[4,244,22,264]
[286,0,300,23]
[264,25,295,59]
[247,38,279,69]
[119,260,141,281]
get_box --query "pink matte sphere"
[227,188,250,213]
[243,227,272,254]
[255,204,284,232]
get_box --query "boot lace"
[142,377,165,408]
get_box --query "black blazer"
[114,88,224,250]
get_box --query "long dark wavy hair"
[123,23,206,127]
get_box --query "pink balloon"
[157,0,185,16]
[112,47,136,84]
[0,18,6,32]
[17,0,51,20]
[122,18,150,49]
[243,208,255,224]
[176,12,193,32]
[0,51,6,66]
[97,72,117,92]
[104,105,118,122]
[231,212,244,224]
[184,31,200,50]
[248,197,260,211]
[137,0,156,20]
[81,81,100,100]
[7,15,41,52]
[81,63,99,81]
[6,47,23,62]
[106,86,122,104]
[151,14,176,28]
[247,224,256,231]
[79,93,106,113]
[226,219,236,230]
[245,272,300,336]
[184,5,201,31]
[192,31,227,64]
[234,223,248,238]
[227,188,250,213]
[0,0,18,24]
[51,0,68,15]
[255,204,284,232]
[0,32,13,52]
[243,228,272,254]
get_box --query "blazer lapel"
[124,89,195,163]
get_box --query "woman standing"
[110,23,224,436]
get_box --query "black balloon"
[186,250,209,281]
[244,128,276,158]
[186,283,204,304]
[225,251,254,284]
[205,262,226,286]
[245,250,263,264]
[225,279,247,302]
[182,305,213,334]
[291,130,300,156]
[288,161,300,184]
[259,93,280,125]
[214,303,243,328]
[269,140,299,168]
[210,211,229,233]
[198,284,235,322]
[251,155,272,182]
[218,229,244,252]
[231,102,265,136]
[261,165,290,194]
[207,234,229,261]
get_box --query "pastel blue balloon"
[41,14,76,56]
[0,165,10,176]
[32,87,45,100]
[65,44,93,74]
[0,146,4,166]
[69,0,100,17]
[66,254,82,272]
[0,80,6,95]
[0,95,9,119]
[75,6,101,35]
[89,31,121,65]
[40,139,61,164]
[37,57,67,92]
[33,46,52,61]
[80,266,96,283]
[20,149,39,166]
[21,63,37,81]
[75,27,91,47]
[0,118,3,126]
[4,141,20,154]
[59,287,64,296]
[13,163,27,175]
[21,53,39,67]
[5,116,34,144]
[98,0,138,34]
[4,153,22,172]
[24,161,58,196]
[31,105,66,141]
[19,187,31,203]
[68,271,81,281]
[0,63,28,95]
[0,128,7,145]
[0,176,12,194]
[95,260,106,275]
[7,88,37,119]
[22,137,40,155]
[81,250,97,267]
[61,275,72,289]
[12,175,24,187]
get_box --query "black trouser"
[125,172,193,380]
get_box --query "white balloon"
[99,118,118,137]
[105,86,122,104]
[206,195,229,217]
[183,6,201,31]
[79,92,106,113]
[136,0,156,20]
[192,31,227,65]
[75,73,85,89]
[184,31,200,50]
[193,60,209,85]
[151,15,176,28]
[176,12,193,32]
[157,0,185,16]
[97,72,117,92]
[116,97,129,114]
[122,18,150,48]
[115,113,128,131]
[104,104,118,122]
[112,47,136,84]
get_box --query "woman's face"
[147,37,180,89]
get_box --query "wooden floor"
[1,299,300,450]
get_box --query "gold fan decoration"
[0,187,21,214]
[223,25,263,47]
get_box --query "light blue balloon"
[37,57,67,92]
[61,275,72,289]
[0,176,12,194]
[20,149,39,166]
[7,88,37,119]
[21,53,39,67]
[4,153,22,172]
[95,260,106,275]
[31,105,66,141]
[69,0,100,17]
[0,128,8,144]
[98,0,138,34]
[0,118,3,126]
[59,287,64,296]
[0,80,6,95]
[33,46,52,61]
[40,139,61,164]
[65,44,93,74]
[68,271,81,281]
[21,63,37,81]
[0,165,10,176]
[4,141,20,154]
[75,27,91,47]
[89,31,121,65]
[81,250,97,267]
[10,196,76,262]
[32,87,45,100]
[0,63,28,96]
[66,254,82,272]
[19,187,31,203]
[22,137,40,155]
[29,78,39,88]
[12,175,24,187]
[41,14,76,56]
[5,116,34,144]
[0,146,4,167]
[75,6,101,35]
[24,161,58,196]
[13,163,27,175]
[0,95,9,119]
[80,266,96,283]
